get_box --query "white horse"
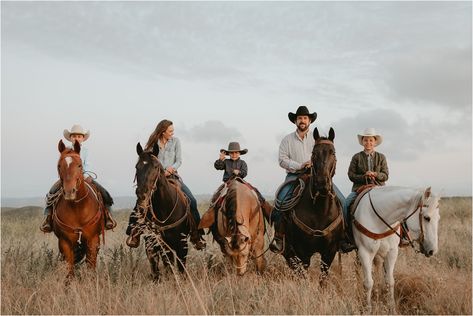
[352,186,440,313]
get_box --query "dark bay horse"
[199,179,265,275]
[52,140,105,278]
[133,142,195,281]
[279,128,344,284]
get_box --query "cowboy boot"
[340,210,357,253]
[104,207,117,230]
[40,207,53,233]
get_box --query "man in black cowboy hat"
[269,105,352,253]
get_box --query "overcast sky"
[1,1,472,199]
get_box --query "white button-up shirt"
[278,130,314,173]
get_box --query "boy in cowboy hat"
[40,124,117,233]
[270,105,347,253]
[343,127,392,251]
[214,142,248,181]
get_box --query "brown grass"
[1,197,471,314]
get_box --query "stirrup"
[269,236,285,254]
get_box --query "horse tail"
[73,243,87,264]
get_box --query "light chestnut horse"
[352,186,440,313]
[52,140,105,278]
[199,179,265,275]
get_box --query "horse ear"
[424,187,432,198]
[73,140,81,154]
[198,209,215,229]
[328,127,335,141]
[313,127,320,140]
[152,143,160,157]
[58,140,66,153]
[136,142,143,156]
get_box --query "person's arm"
[239,160,248,178]
[374,153,389,182]
[278,136,303,173]
[348,154,366,184]
[214,158,225,170]
[81,146,90,172]
[171,138,182,171]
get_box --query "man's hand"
[165,166,176,177]
[301,161,312,170]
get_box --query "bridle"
[134,154,188,232]
[59,154,88,203]
[309,139,337,202]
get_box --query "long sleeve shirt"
[157,137,182,170]
[214,158,248,182]
[348,151,389,192]
[278,130,314,173]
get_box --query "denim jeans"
[179,180,201,223]
[343,191,357,223]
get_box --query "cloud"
[180,120,242,144]
[382,46,472,110]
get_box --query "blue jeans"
[343,191,357,224]
[271,173,346,223]
[179,180,201,223]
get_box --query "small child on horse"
[207,142,272,220]
[40,124,116,233]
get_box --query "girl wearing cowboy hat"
[341,127,389,252]
[40,124,116,233]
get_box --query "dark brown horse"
[52,140,105,278]
[279,128,344,284]
[132,142,195,281]
[199,179,265,275]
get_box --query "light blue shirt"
[157,137,182,170]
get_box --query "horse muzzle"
[63,188,77,200]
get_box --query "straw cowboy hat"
[357,127,383,146]
[63,124,90,142]
[221,142,248,155]
[288,105,317,124]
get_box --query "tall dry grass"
[1,197,471,314]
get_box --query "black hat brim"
[288,112,317,124]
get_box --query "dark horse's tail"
[73,243,87,264]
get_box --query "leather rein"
[135,157,189,233]
[353,192,425,248]
[292,139,343,237]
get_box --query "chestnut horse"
[278,128,344,284]
[132,142,195,281]
[52,140,104,278]
[199,178,265,276]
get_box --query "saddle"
[350,185,376,216]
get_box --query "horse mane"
[225,181,239,234]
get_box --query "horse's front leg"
[319,248,337,288]
[383,246,399,314]
[358,246,376,313]
[144,235,161,282]
[58,238,75,279]
[253,233,266,274]
[174,239,189,274]
[85,235,100,270]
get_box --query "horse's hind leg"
[144,236,161,281]
[58,239,75,279]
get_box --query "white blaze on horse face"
[65,157,73,168]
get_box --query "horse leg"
[58,239,75,279]
[253,233,266,274]
[85,235,100,270]
[144,236,161,282]
[319,249,337,288]
[358,246,375,314]
[383,247,399,314]
[175,240,189,274]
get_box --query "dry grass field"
[1,197,471,314]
